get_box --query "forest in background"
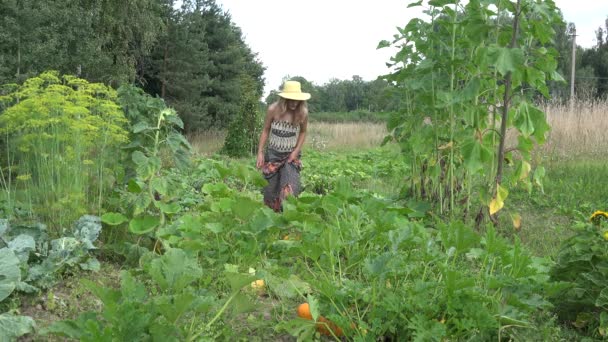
[1,0,607,131]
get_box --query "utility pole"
[570,27,577,107]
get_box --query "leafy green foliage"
[113,85,193,243]
[143,0,265,131]
[0,312,36,341]
[0,71,129,231]
[109,148,559,340]
[0,0,163,85]
[550,218,608,337]
[117,84,191,170]
[1,215,102,294]
[45,248,254,341]
[221,76,263,157]
[0,248,20,302]
[382,0,563,220]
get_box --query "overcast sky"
[214,0,608,95]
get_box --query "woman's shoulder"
[267,102,280,114]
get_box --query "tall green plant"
[382,0,564,223]
[0,71,128,233]
[221,76,263,157]
[105,85,191,248]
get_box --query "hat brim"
[278,92,311,101]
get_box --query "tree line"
[265,76,399,113]
[553,17,608,100]
[0,0,264,132]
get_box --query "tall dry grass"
[306,122,387,151]
[188,130,226,156]
[541,99,608,159]
[188,122,388,155]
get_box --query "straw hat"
[278,81,311,101]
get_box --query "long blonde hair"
[276,97,308,125]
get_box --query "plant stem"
[495,0,522,187]
[188,290,240,341]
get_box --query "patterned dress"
[262,120,302,212]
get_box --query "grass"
[308,111,390,123]
[541,98,608,159]
[503,99,608,256]
[305,122,387,151]
[505,159,608,256]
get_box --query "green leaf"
[129,216,160,235]
[377,40,391,49]
[307,294,320,321]
[0,248,21,301]
[132,151,148,166]
[101,212,128,226]
[428,0,457,6]
[407,0,423,8]
[150,177,169,196]
[204,222,224,234]
[596,287,608,307]
[0,313,36,341]
[79,258,101,271]
[155,292,196,323]
[149,249,202,293]
[231,196,260,221]
[132,121,153,134]
[275,319,315,340]
[127,179,143,193]
[73,215,102,249]
[164,112,184,129]
[7,234,35,262]
[267,274,312,300]
[533,166,545,192]
[158,202,180,214]
[461,137,492,174]
[229,292,256,317]
[517,102,549,143]
[224,271,256,293]
[487,46,525,76]
[133,193,152,216]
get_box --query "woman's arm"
[256,105,275,168]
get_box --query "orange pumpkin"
[297,303,313,320]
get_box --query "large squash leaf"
[0,248,20,302]
[0,313,36,341]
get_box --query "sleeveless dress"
[262,120,302,212]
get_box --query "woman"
[256,80,310,212]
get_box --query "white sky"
[214,0,608,95]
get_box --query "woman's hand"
[256,151,265,169]
[287,151,298,164]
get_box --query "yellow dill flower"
[603,231,608,241]
[83,159,94,165]
[16,174,31,181]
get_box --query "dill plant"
[0,71,128,234]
